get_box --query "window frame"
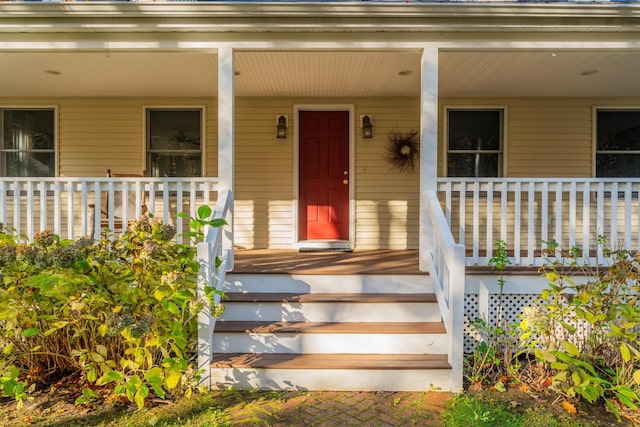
[444,107,506,178]
[593,106,640,178]
[144,106,205,178]
[0,106,58,177]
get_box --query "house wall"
[0,97,218,177]
[4,95,640,250]
[234,97,420,250]
[439,97,640,178]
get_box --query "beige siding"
[0,97,218,177]
[440,97,640,178]
[234,97,421,250]
[6,95,640,251]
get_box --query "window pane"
[148,153,202,178]
[3,110,54,150]
[448,110,501,151]
[1,152,55,177]
[597,110,640,151]
[596,154,640,178]
[148,110,201,151]
[447,153,500,178]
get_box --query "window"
[446,109,503,177]
[146,108,202,177]
[0,108,55,177]
[596,109,640,177]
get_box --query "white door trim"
[293,104,355,249]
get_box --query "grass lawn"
[1,386,635,426]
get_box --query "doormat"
[299,247,353,253]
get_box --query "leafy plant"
[520,239,640,421]
[466,240,522,388]
[0,209,225,409]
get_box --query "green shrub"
[520,240,640,421]
[0,213,224,409]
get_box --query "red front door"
[299,110,350,241]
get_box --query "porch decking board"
[232,249,541,275]
[214,321,446,334]
[232,249,425,275]
[210,353,451,370]
[224,292,437,303]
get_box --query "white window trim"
[443,106,507,178]
[143,105,206,177]
[592,106,640,178]
[0,105,58,177]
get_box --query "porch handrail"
[0,177,219,243]
[196,189,233,388]
[422,190,465,392]
[438,178,640,266]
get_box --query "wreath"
[385,129,419,174]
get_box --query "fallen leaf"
[518,383,531,392]
[510,400,522,408]
[562,400,577,414]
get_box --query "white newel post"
[420,47,439,272]
[218,47,235,270]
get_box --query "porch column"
[419,47,439,271]
[218,47,234,269]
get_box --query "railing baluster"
[569,181,577,249]
[611,182,619,250]
[625,182,632,250]
[582,182,590,264]
[472,181,479,265]
[486,181,494,263]
[40,181,47,233]
[555,181,563,248]
[163,181,170,225]
[0,181,5,226]
[27,181,34,239]
[541,181,549,252]
[514,181,521,265]
[12,181,18,235]
[80,182,87,238]
[500,180,507,242]
[66,181,75,239]
[459,182,466,251]
[527,181,535,265]
[597,182,605,262]
[54,181,61,237]
[176,181,184,240]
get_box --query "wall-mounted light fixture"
[276,115,288,139]
[361,114,373,139]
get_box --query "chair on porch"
[89,169,148,238]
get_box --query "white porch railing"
[0,177,219,243]
[438,178,640,266]
[197,189,233,388]
[423,190,465,392]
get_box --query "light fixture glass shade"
[277,115,287,139]
[362,115,373,138]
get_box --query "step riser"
[219,302,442,322]
[224,274,432,294]
[213,333,449,354]
[209,368,453,392]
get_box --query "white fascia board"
[0,2,640,35]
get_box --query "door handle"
[343,179,349,185]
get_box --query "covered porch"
[3,1,640,392]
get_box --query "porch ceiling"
[2,49,640,98]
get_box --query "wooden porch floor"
[232,249,424,275]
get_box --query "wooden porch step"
[211,353,451,370]
[225,292,437,303]
[215,321,446,334]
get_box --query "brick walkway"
[217,391,452,426]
